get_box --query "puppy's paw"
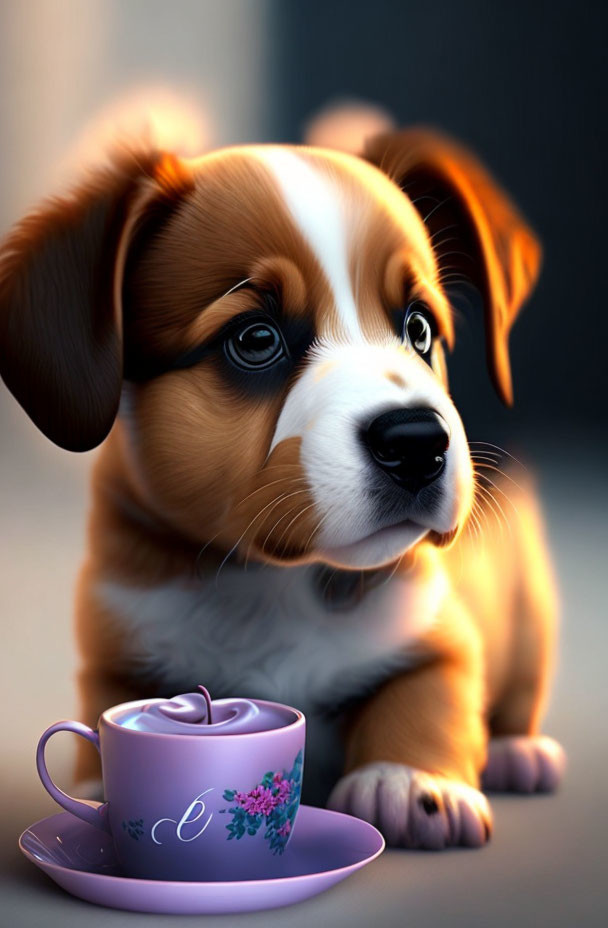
[327,762,492,850]
[71,777,105,802]
[482,735,565,793]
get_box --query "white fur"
[95,559,448,803]
[110,145,474,804]
[255,148,363,340]
[246,146,472,569]
[327,761,492,848]
[269,338,471,568]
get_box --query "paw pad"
[419,793,439,815]
[328,762,492,850]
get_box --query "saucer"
[19,805,385,914]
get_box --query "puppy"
[0,123,564,849]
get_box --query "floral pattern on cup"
[219,749,303,855]
[122,818,144,841]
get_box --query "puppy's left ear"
[363,129,541,405]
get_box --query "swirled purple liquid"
[108,691,295,735]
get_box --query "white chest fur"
[95,560,447,802]
[97,561,444,707]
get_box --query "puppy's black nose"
[362,408,449,492]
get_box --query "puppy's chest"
[96,563,444,713]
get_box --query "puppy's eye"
[225,320,286,370]
[403,302,435,358]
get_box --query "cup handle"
[36,720,111,832]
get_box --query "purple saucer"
[19,805,385,914]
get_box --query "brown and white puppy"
[0,125,564,849]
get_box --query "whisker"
[474,481,510,539]
[437,265,474,282]
[269,501,318,558]
[235,475,308,509]
[194,473,307,576]
[475,472,522,524]
[431,235,459,251]
[438,274,473,287]
[296,506,336,560]
[410,194,441,210]
[438,269,472,281]
[250,463,302,472]
[436,249,474,263]
[251,497,314,564]
[475,472,517,529]
[471,461,527,495]
[429,223,458,243]
[422,195,454,224]
[254,506,332,576]
[468,441,529,472]
[470,451,502,462]
[214,488,308,588]
[321,566,340,599]
[470,454,507,477]
[218,276,256,302]
[437,268,474,284]
[195,531,223,578]
[471,459,503,473]
[256,463,302,470]
[379,551,406,588]
[438,261,474,272]
[468,491,490,545]
[466,502,484,542]
[465,520,483,557]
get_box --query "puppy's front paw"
[482,735,565,793]
[327,762,492,850]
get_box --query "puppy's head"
[0,129,540,570]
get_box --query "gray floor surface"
[1,389,607,928]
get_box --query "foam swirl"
[110,691,294,735]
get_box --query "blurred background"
[0,2,606,926]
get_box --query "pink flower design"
[239,785,280,817]
[273,777,293,804]
[258,789,280,817]
[221,749,303,854]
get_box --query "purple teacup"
[36,688,305,881]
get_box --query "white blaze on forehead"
[254,147,363,340]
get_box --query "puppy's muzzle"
[361,408,450,492]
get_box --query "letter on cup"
[151,788,215,845]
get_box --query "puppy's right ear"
[0,148,193,451]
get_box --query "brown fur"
[343,479,557,787]
[364,129,542,403]
[0,126,557,834]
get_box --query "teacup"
[36,688,305,881]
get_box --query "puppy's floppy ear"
[363,129,541,404]
[0,147,193,451]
